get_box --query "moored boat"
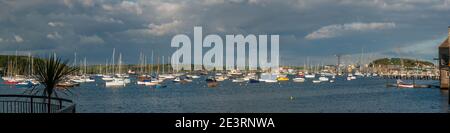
[293,77,305,82]
[206,76,218,87]
[318,76,329,82]
[277,76,289,81]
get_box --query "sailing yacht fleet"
[1,49,385,90]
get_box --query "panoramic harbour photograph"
[0,0,449,115]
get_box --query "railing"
[0,94,75,113]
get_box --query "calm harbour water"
[0,76,448,113]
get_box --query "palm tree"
[34,55,78,113]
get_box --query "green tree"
[34,55,78,113]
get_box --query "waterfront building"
[438,26,450,90]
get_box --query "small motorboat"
[184,78,193,82]
[265,79,278,83]
[232,78,246,83]
[4,79,20,85]
[347,76,352,81]
[304,74,315,78]
[277,77,289,81]
[206,77,218,87]
[173,77,181,82]
[293,78,305,82]
[215,76,225,81]
[396,79,414,88]
[56,81,77,88]
[312,80,321,83]
[105,78,126,87]
[16,81,33,88]
[145,82,159,86]
[102,75,114,81]
[318,76,329,82]
[191,75,201,79]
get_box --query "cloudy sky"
[0,0,449,65]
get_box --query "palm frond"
[33,55,79,97]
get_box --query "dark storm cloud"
[0,0,449,65]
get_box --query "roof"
[439,38,449,48]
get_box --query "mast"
[105,59,109,75]
[74,52,77,67]
[151,51,154,75]
[112,48,116,75]
[28,53,31,77]
[14,50,17,76]
[157,56,160,75]
[118,53,122,75]
[162,56,165,74]
[84,57,87,75]
[31,53,34,75]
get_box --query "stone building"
[438,26,450,89]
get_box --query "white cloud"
[81,0,94,7]
[63,0,74,8]
[79,35,104,44]
[120,1,143,15]
[94,16,123,24]
[155,2,182,14]
[48,22,64,27]
[0,38,3,43]
[14,35,24,43]
[101,1,143,15]
[305,22,396,40]
[338,0,428,11]
[201,0,225,5]
[101,4,113,11]
[147,20,183,36]
[47,32,62,40]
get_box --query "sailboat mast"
[84,57,87,75]
[118,53,122,75]
[112,48,116,75]
[162,56,165,74]
[31,54,34,75]
[151,51,154,75]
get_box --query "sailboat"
[260,73,278,83]
[72,57,95,83]
[16,53,38,87]
[101,58,114,81]
[137,52,151,85]
[3,53,22,84]
[318,76,329,82]
[105,51,127,87]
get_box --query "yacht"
[293,77,305,82]
[304,73,316,78]
[105,78,126,87]
[318,76,329,82]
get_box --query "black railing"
[0,94,75,113]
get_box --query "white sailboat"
[260,73,278,83]
[105,50,127,87]
[318,76,329,82]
